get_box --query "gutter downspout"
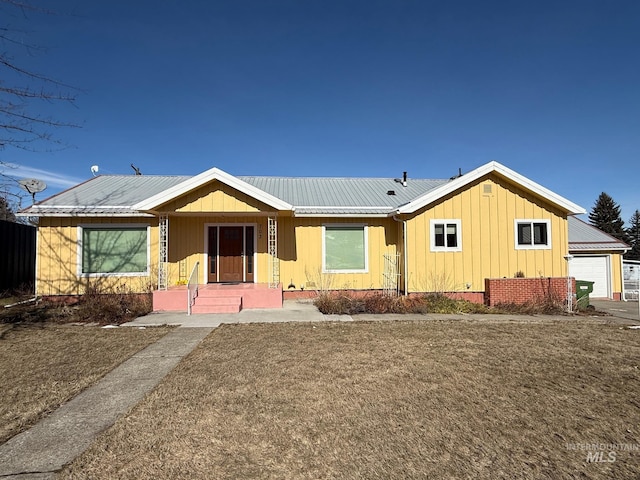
[393,214,408,296]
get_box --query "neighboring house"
[568,216,628,299]
[20,161,591,311]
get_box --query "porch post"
[268,216,279,288]
[158,214,168,290]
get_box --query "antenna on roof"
[449,168,463,180]
[90,165,99,177]
[18,178,47,203]
[131,163,142,175]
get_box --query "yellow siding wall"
[159,181,272,213]
[278,217,399,291]
[405,174,569,293]
[36,217,158,295]
[612,253,624,295]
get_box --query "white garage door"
[570,256,610,298]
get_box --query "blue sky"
[3,0,639,221]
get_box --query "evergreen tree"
[588,192,628,243]
[0,196,16,222]
[626,210,640,260]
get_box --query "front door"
[208,225,255,283]
[219,226,244,282]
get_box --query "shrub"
[314,291,491,315]
[73,285,152,324]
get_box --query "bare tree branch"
[0,0,82,218]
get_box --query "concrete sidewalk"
[0,327,214,480]
[590,299,640,323]
[124,299,353,327]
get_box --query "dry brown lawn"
[61,320,640,479]
[0,323,171,444]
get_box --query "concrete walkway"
[0,327,214,480]
[590,299,640,323]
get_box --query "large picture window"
[430,219,462,252]
[515,220,551,249]
[79,225,149,275]
[323,225,368,272]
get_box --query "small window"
[515,220,551,249]
[79,225,149,276]
[323,225,368,272]
[430,220,461,252]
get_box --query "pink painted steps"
[153,283,283,314]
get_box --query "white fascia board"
[397,161,586,215]
[16,206,152,217]
[17,211,153,218]
[132,167,293,212]
[293,206,392,218]
[294,213,390,218]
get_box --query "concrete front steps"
[153,283,283,314]
[191,293,242,314]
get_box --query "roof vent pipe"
[402,171,407,187]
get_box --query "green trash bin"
[575,280,594,309]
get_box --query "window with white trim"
[430,219,462,252]
[515,220,550,249]
[323,225,368,272]
[79,225,150,275]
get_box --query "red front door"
[219,226,244,282]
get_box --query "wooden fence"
[0,220,36,292]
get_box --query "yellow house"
[22,161,602,312]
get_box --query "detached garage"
[568,217,628,300]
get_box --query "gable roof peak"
[397,160,586,215]
[132,166,293,212]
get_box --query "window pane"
[209,227,217,274]
[446,223,457,247]
[325,226,365,270]
[245,226,254,274]
[533,223,547,245]
[518,223,531,245]
[434,224,445,247]
[83,228,147,274]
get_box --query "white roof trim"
[397,161,586,215]
[132,167,293,212]
[569,245,629,252]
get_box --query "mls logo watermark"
[585,450,616,463]
[565,442,639,463]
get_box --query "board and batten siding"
[158,180,270,214]
[278,217,400,291]
[404,174,570,293]
[36,217,159,295]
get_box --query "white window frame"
[77,224,151,277]
[514,219,551,250]
[430,219,462,252]
[322,224,369,273]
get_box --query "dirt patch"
[61,320,640,479]
[0,324,172,444]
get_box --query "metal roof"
[568,216,629,251]
[19,165,586,221]
[20,174,447,216]
[21,175,189,216]
[239,176,447,210]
